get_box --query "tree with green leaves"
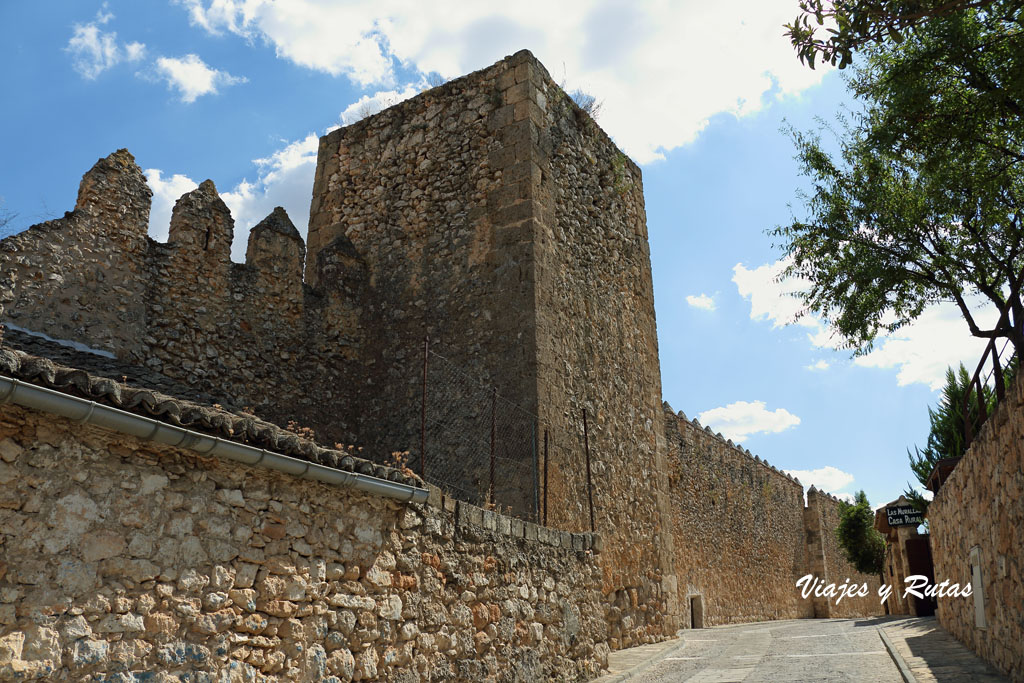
[836,490,886,576]
[903,364,987,511]
[785,0,1001,69]
[904,358,1017,510]
[775,2,1024,356]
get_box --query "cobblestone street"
[596,617,1009,682]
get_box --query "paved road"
[628,618,903,683]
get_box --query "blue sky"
[0,1,991,508]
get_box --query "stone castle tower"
[306,49,678,634]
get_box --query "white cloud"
[124,42,147,62]
[145,133,320,261]
[805,360,829,371]
[66,8,146,79]
[697,400,800,443]
[339,86,421,125]
[174,0,831,163]
[834,492,855,504]
[686,293,716,311]
[154,54,246,103]
[144,169,199,243]
[911,485,934,502]
[735,257,997,390]
[733,256,815,329]
[852,302,992,390]
[783,465,854,494]
[220,133,321,261]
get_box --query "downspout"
[0,375,429,504]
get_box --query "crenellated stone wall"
[0,151,152,360]
[0,151,368,450]
[663,407,883,626]
[929,371,1024,680]
[664,407,811,625]
[0,403,608,681]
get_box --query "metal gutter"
[0,375,429,504]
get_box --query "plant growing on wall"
[836,490,885,577]
[904,358,1018,512]
[569,89,602,120]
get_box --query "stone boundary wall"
[0,403,608,681]
[664,406,812,625]
[929,371,1024,680]
[804,488,883,618]
[663,406,884,626]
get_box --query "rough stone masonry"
[0,49,884,681]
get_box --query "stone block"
[496,514,512,536]
[481,509,497,531]
[458,503,484,529]
[488,145,516,170]
[504,81,531,105]
[496,69,516,91]
[487,104,514,131]
[442,494,457,514]
[426,484,442,508]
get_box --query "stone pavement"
[592,617,1009,682]
[879,617,1008,682]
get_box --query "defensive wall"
[0,153,366,451]
[663,407,881,628]
[929,370,1024,680]
[0,50,887,680]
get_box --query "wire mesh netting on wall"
[405,344,596,530]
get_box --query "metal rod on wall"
[543,428,549,527]
[583,407,595,533]
[532,420,539,522]
[489,387,496,506]
[420,335,428,480]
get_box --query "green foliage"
[611,152,632,196]
[903,364,986,512]
[775,3,1024,357]
[785,0,1001,69]
[904,357,1018,511]
[836,490,886,576]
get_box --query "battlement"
[663,402,802,489]
[0,149,370,447]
